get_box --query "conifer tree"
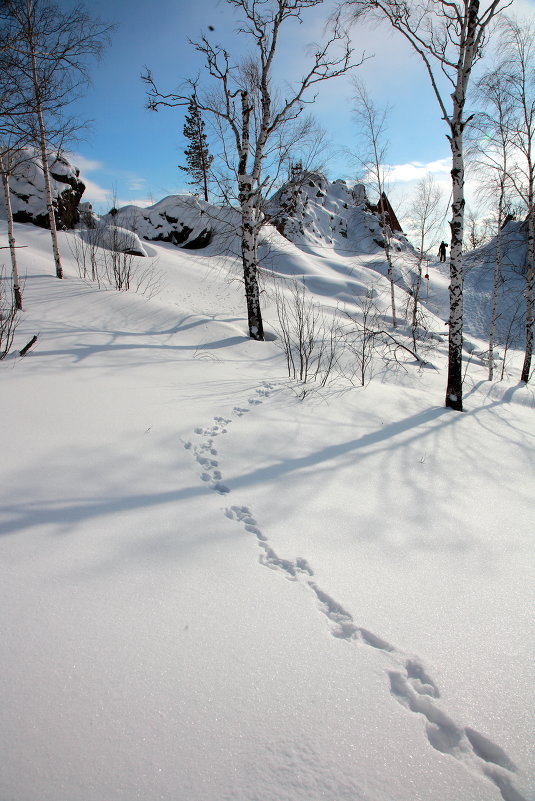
[179,95,213,201]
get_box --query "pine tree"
[179,96,213,201]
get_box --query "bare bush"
[345,288,433,386]
[273,279,344,393]
[343,289,381,386]
[402,280,437,358]
[69,225,101,284]
[68,224,161,298]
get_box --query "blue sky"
[69,0,535,216]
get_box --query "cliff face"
[1,149,85,229]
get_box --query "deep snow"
[0,214,533,801]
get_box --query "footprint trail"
[225,504,314,580]
[183,381,526,801]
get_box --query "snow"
[0,211,534,801]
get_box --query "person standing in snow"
[438,241,448,261]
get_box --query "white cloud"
[66,152,154,210]
[68,153,103,174]
[127,177,146,191]
[116,197,155,209]
[79,177,113,206]
[386,158,451,183]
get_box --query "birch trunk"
[379,201,397,327]
[0,158,23,310]
[386,241,397,328]
[237,91,264,341]
[239,176,264,341]
[488,195,504,381]
[444,0,483,411]
[31,49,63,279]
[446,121,465,411]
[520,207,534,382]
[412,248,424,351]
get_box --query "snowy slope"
[457,221,530,349]
[0,219,534,801]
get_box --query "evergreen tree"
[179,95,213,201]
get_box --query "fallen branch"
[19,333,38,356]
[377,329,436,368]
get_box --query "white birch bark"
[520,207,534,382]
[237,90,264,340]
[520,81,534,383]
[444,0,482,410]
[381,210,397,328]
[0,155,23,310]
[446,120,465,410]
[488,190,504,381]
[31,48,63,279]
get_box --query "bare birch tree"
[143,0,362,341]
[407,173,443,350]
[0,25,30,309]
[494,17,534,384]
[0,0,111,279]
[343,0,509,410]
[0,146,25,308]
[352,79,397,326]
[470,67,514,379]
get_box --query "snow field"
[0,219,533,801]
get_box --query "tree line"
[0,0,110,300]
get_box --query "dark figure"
[438,241,448,262]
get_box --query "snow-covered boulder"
[104,196,218,249]
[83,223,148,257]
[0,148,85,229]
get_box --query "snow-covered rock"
[0,148,85,229]
[105,196,225,249]
[83,223,148,257]
[267,171,412,256]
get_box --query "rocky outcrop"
[105,197,218,250]
[0,148,85,229]
[267,171,411,256]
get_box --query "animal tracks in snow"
[307,585,524,800]
[183,381,525,801]
[183,416,233,494]
[225,505,314,581]
[184,383,275,495]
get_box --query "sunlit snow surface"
[0,217,533,801]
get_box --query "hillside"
[0,208,533,801]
